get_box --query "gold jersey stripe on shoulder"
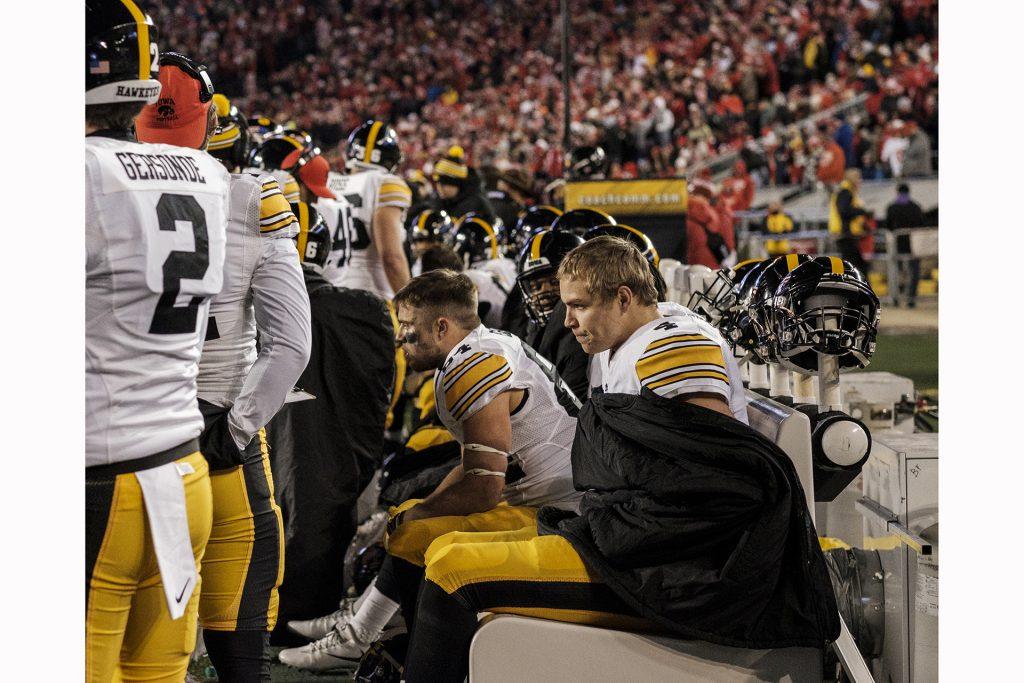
[452,367,513,420]
[644,333,713,352]
[380,181,411,195]
[645,368,731,391]
[443,352,486,390]
[444,354,510,415]
[636,345,727,384]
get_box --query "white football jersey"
[589,302,748,423]
[434,325,581,510]
[86,135,229,467]
[196,173,299,408]
[465,269,507,328]
[323,167,411,299]
[314,195,354,280]
[474,257,517,293]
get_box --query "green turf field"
[852,332,938,394]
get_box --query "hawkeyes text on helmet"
[347,120,403,173]
[86,0,162,105]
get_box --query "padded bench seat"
[469,615,824,682]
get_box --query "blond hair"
[557,236,658,306]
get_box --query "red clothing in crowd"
[721,161,755,212]
[716,200,736,251]
[816,139,846,184]
[686,195,723,268]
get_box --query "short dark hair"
[393,269,480,330]
[86,102,146,132]
[897,183,910,194]
[420,245,464,273]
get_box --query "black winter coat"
[526,300,590,403]
[538,391,840,649]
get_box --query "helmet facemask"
[518,268,561,326]
[776,281,879,372]
[687,268,737,325]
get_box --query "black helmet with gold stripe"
[250,130,318,171]
[448,213,501,267]
[583,224,659,268]
[86,0,162,105]
[408,209,454,245]
[247,116,282,146]
[516,229,584,325]
[773,256,879,372]
[347,120,402,173]
[551,208,616,238]
[290,202,330,272]
[741,254,811,363]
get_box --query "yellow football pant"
[85,450,212,683]
[200,431,284,632]
[385,499,538,567]
[423,527,655,631]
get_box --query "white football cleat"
[278,623,403,672]
[287,597,359,640]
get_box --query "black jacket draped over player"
[538,391,840,649]
[265,268,395,640]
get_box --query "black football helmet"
[208,96,250,170]
[719,258,773,358]
[347,120,403,172]
[516,229,584,325]
[583,224,659,268]
[551,208,616,238]
[354,634,409,683]
[409,209,454,246]
[693,258,764,333]
[568,145,609,179]
[86,0,161,105]
[741,254,811,363]
[449,214,501,267]
[510,205,562,257]
[249,130,317,170]
[773,256,880,373]
[291,202,330,272]
[247,115,282,146]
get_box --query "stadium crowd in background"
[153,0,937,197]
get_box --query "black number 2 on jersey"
[149,193,211,335]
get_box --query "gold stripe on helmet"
[472,217,499,260]
[417,211,431,233]
[296,202,309,262]
[786,253,801,271]
[120,0,151,80]
[829,256,845,275]
[364,121,384,163]
[530,231,545,259]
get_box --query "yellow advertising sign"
[565,178,689,215]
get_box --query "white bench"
[468,393,834,682]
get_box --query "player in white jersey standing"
[323,120,412,299]
[142,86,312,680]
[278,269,581,670]
[85,3,228,680]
